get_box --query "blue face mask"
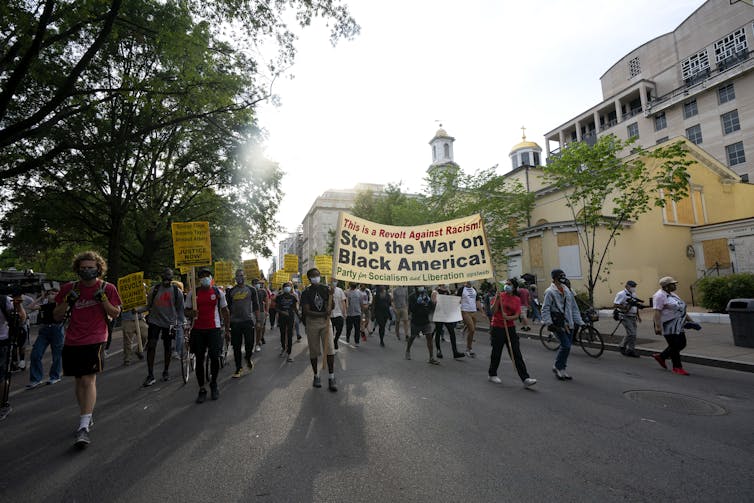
[200,277,212,287]
[503,285,513,293]
[283,286,291,293]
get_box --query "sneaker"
[232,369,243,378]
[287,356,293,363]
[26,381,43,390]
[524,378,538,388]
[552,367,565,380]
[47,378,61,385]
[488,376,502,384]
[672,367,690,376]
[143,375,156,387]
[436,352,443,359]
[255,345,262,352]
[196,388,207,404]
[465,350,476,358]
[453,352,466,359]
[561,370,572,380]
[405,351,411,360]
[328,377,338,392]
[652,353,668,370]
[428,358,440,365]
[313,375,322,388]
[245,357,253,369]
[18,360,26,370]
[162,371,170,382]
[210,384,219,400]
[75,428,90,448]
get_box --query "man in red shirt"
[53,251,122,448]
[186,268,230,403]
[488,280,536,388]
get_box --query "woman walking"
[373,286,392,346]
[652,276,699,375]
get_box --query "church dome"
[509,129,541,154]
[435,128,450,138]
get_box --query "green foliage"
[697,273,754,312]
[543,135,693,305]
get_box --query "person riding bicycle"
[614,280,642,358]
[185,268,229,403]
[541,269,583,381]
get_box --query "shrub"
[697,273,754,312]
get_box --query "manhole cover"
[623,390,728,416]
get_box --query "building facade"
[544,0,754,182]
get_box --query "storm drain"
[623,390,728,416]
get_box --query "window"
[533,152,540,165]
[627,122,639,139]
[663,187,706,225]
[629,56,641,78]
[443,143,450,159]
[654,112,667,131]
[718,83,735,104]
[686,124,703,145]
[557,232,581,278]
[521,152,530,166]
[683,100,698,119]
[432,145,436,161]
[726,141,746,166]
[511,155,517,170]
[721,110,741,134]
[656,137,669,144]
[714,28,747,64]
[681,49,710,80]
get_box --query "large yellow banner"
[333,213,493,285]
[172,222,211,268]
[118,272,147,311]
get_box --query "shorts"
[411,323,433,338]
[305,317,335,359]
[394,307,409,323]
[63,343,104,377]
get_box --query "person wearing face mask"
[652,277,698,375]
[53,251,122,448]
[275,282,298,362]
[488,281,537,388]
[406,285,438,364]
[252,279,269,352]
[185,268,230,402]
[330,280,347,351]
[142,268,185,387]
[456,281,482,358]
[300,268,337,391]
[431,284,465,359]
[26,288,64,388]
[541,268,583,381]
[614,280,642,358]
[226,269,259,377]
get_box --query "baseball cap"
[551,268,565,279]
[659,276,678,287]
[197,267,212,277]
[626,280,637,287]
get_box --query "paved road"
[2,330,753,502]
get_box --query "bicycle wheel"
[579,326,604,358]
[539,324,560,351]
[219,340,229,368]
[181,338,191,384]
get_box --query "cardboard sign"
[283,254,299,274]
[314,255,333,275]
[118,272,147,311]
[214,261,234,286]
[432,294,462,323]
[243,259,261,281]
[172,222,211,268]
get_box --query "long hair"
[72,250,107,278]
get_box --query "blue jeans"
[30,324,65,382]
[554,327,573,370]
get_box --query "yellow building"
[505,137,754,307]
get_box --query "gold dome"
[435,128,450,138]
[510,127,540,154]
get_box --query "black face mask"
[78,268,98,281]
[557,276,567,284]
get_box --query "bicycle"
[539,308,604,358]
[177,322,195,385]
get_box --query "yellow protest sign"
[117,272,147,311]
[172,222,211,268]
[314,255,333,275]
[243,259,261,280]
[333,212,494,286]
[283,254,299,273]
[214,261,234,286]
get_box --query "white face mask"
[629,287,637,294]
[310,276,321,285]
[200,277,211,287]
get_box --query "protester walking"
[652,276,700,375]
[541,269,583,381]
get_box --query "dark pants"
[434,322,461,355]
[269,308,277,328]
[331,316,344,347]
[279,315,294,354]
[230,320,254,371]
[191,328,222,388]
[146,324,173,375]
[376,314,389,342]
[346,315,361,344]
[660,332,687,369]
[489,325,530,381]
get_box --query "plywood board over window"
[702,238,731,268]
[529,236,544,268]
[557,231,579,247]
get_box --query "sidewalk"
[475,311,754,373]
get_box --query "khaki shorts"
[305,317,335,359]
[394,307,409,322]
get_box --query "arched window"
[432,145,436,161]
[443,143,450,159]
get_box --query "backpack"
[148,283,182,312]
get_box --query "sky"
[251,0,708,273]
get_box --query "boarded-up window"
[702,238,731,268]
[663,188,706,225]
[529,236,543,268]
[557,232,579,247]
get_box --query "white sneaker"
[18,360,26,370]
[561,370,572,380]
[524,378,537,388]
[255,345,261,352]
[488,376,502,384]
[465,350,476,358]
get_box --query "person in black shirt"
[26,288,64,388]
[406,286,438,364]
[300,268,337,391]
[276,282,298,362]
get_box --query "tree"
[0,0,359,181]
[543,135,693,305]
